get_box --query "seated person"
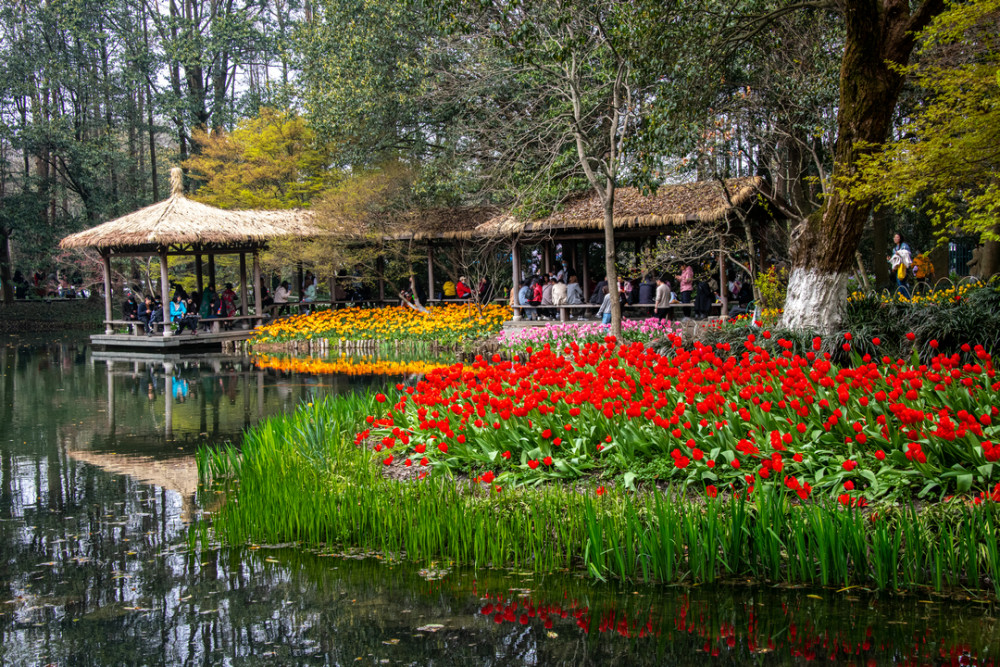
[455,277,472,300]
[169,294,196,334]
[566,276,584,305]
[122,294,139,321]
[138,295,162,335]
[441,279,457,300]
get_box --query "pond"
[2,335,999,665]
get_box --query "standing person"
[478,277,493,303]
[301,279,317,312]
[596,286,613,325]
[517,280,536,321]
[675,264,694,304]
[220,283,238,317]
[675,263,694,317]
[889,232,913,298]
[200,284,217,319]
[654,275,670,321]
[273,280,291,316]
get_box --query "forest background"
[0,0,996,331]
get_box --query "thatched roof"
[382,207,498,241]
[60,168,320,251]
[477,176,781,237]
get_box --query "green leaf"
[956,473,973,492]
[623,471,637,490]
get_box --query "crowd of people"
[7,269,89,299]
[121,282,242,335]
[508,259,754,323]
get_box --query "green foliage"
[754,265,788,310]
[184,108,338,209]
[848,0,1000,239]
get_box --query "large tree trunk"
[0,229,13,305]
[603,190,622,338]
[781,0,944,332]
[871,208,890,291]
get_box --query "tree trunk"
[0,228,13,305]
[781,0,945,333]
[928,217,950,282]
[980,232,1000,279]
[603,189,622,338]
[872,208,890,291]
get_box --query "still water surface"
[2,335,999,665]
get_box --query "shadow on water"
[2,335,1000,665]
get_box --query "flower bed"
[498,318,674,351]
[251,303,512,345]
[201,392,1000,594]
[359,333,1000,503]
[253,353,449,376]
[849,283,977,307]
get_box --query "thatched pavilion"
[474,176,789,312]
[60,168,317,337]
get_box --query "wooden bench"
[200,315,261,333]
[104,318,167,335]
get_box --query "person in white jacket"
[889,232,913,298]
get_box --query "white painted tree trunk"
[779,267,849,334]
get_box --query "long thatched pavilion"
[473,176,789,314]
[60,168,317,344]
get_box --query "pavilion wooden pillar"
[159,247,171,336]
[569,242,577,275]
[511,239,522,321]
[582,241,590,301]
[296,261,304,300]
[718,238,728,319]
[239,252,249,316]
[426,245,435,301]
[207,254,216,289]
[163,361,173,436]
[195,254,204,296]
[328,276,336,304]
[102,252,113,334]
[543,240,551,274]
[252,249,262,322]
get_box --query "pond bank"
[0,299,102,333]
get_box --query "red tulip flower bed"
[359,333,1000,503]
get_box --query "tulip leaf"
[955,473,973,492]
